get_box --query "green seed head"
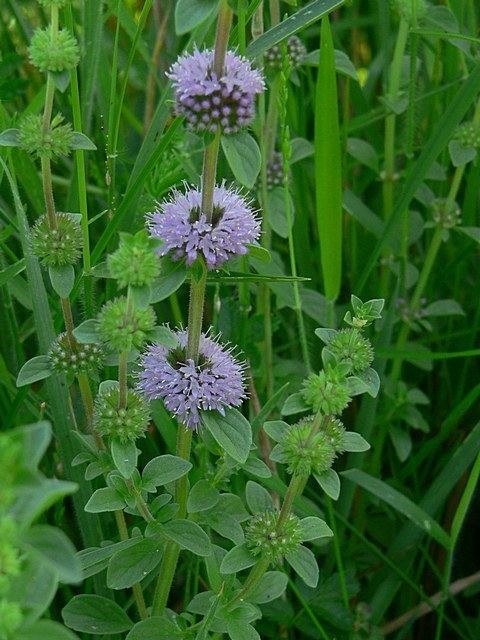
[19,113,74,160]
[32,213,82,267]
[265,35,307,70]
[245,511,302,563]
[97,297,156,353]
[329,328,374,374]
[29,25,79,73]
[302,368,351,416]
[454,121,480,150]
[94,388,150,443]
[108,232,160,289]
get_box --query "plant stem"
[118,288,133,409]
[151,4,233,616]
[114,510,148,620]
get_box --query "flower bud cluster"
[454,122,480,150]
[31,213,82,266]
[430,198,461,229]
[245,511,302,563]
[97,298,156,353]
[265,36,307,70]
[94,388,150,443]
[29,25,79,73]
[266,151,284,189]
[328,328,374,374]
[19,114,74,160]
[48,333,103,375]
[282,417,337,476]
[108,232,160,289]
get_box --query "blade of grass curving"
[1,157,105,559]
[79,0,104,133]
[246,0,346,58]
[314,17,343,302]
[356,62,480,294]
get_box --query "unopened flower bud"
[29,25,79,73]
[19,113,74,160]
[108,232,160,289]
[94,388,150,443]
[302,367,351,416]
[265,36,307,70]
[282,416,337,476]
[245,511,302,563]
[48,333,103,375]
[329,328,374,374]
[97,298,156,353]
[32,213,82,267]
[266,151,284,189]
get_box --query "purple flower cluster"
[147,183,260,269]
[138,330,246,429]
[168,49,264,134]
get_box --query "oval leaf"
[285,545,319,588]
[221,132,261,188]
[201,407,252,464]
[49,264,75,299]
[62,595,133,634]
[16,355,52,387]
[142,454,192,491]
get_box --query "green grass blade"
[314,17,343,301]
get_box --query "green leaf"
[14,421,52,468]
[268,187,295,238]
[221,132,261,188]
[73,319,99,343]
[111,439,138,479]
[161,519,212,557]
[126,617,182,639]
[245,480,273,513]
[242,457,272,479]
[20,620,80,640]
[281,392,309,416]
[246,243,271,263]
[70,132,97,151]
[251,382,290,432]
[342,469,451,548]
[263,420,290,442]
[201,407,252,464]
[50,69,71,92]
[315,468,341,500]
[150,259,187,303]
[8,554,58,625]
[204,513,245,545]
[130,284,151,308]
[62,595,133,634]
[457,226,480,244]
[448,139,477,166]
[285,545,319,587]
[10,478,78,527]
[149,325,179,348]
[315,16,343,301]
[299,516,333,541]
[423,299,464,317]
[107,537,163,589]
[21,525,82,584]
[227,621,260,640]
[187,480,220,513]
[16,355,52,387]
[347,137,379,172]
[0,258,25,287]
[49,264,75,298]
[290,137,315,163]
[84,487,126,513]
[0,128,21,146]
[175,0,218,34]
[247,571,288,604]
[342,431,370,452]
[220,544,256,574]
[142,454,192,491]
[246,0,345,57]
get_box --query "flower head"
[328,328,374,374]
[168,49,264,134]
[32,213,82,266]
[281,416,337,476]
[138,329,246,429]
[302,367,351,416]
[148,184,260,269]
[29,25,79,73]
